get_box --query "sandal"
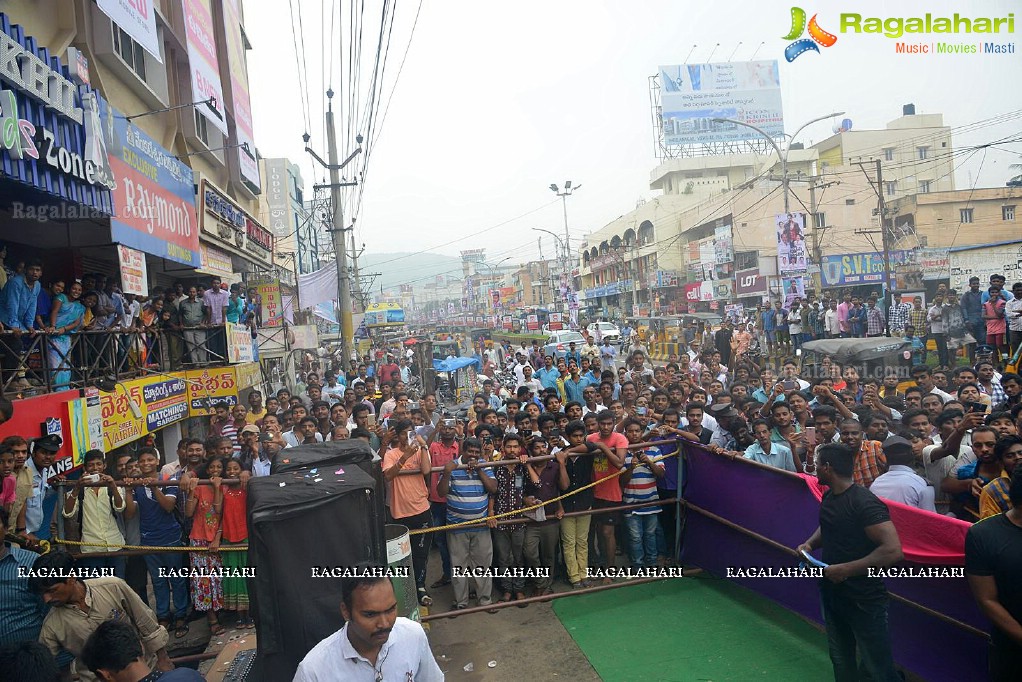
[515,591,528,607]
[430,576,451,589]
[417,588,433,607]
[243,617,256,629]
[498,592,512,603]
[209,620,226,636]
[173,619,190,639]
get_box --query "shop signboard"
[918,248,951,281]
[290,324,320,350]
[820,250,913,287]
[199,179,274,267]
[949,242,1022,293]
[713,279,734,300]
[185,366,239,416]
[103,97,198,266]
[264,159,291,237]
[99,375,188,451]
[735,267,768,296]
[226,322,255,363]
[255,280,284,327]
[0,18,113,212]
[199,243,235,280]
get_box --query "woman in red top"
[221,459,253,628]
[185,457,226,635]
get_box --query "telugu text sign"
[185,366,239,416]
[99,375,189,451]
[117,245,149,296]
[183,0,228,134]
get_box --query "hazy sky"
[246,0,1022,285]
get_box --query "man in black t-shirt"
[556,420,611,589]
[966,467,1022,680]
[797,443,904,682]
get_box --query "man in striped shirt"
[437,438,497,610]
[621,420,665,570]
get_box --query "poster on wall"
[117,245,149,296]
[714,225,733,265]
[782,276,806,308]
[776,213,808,274]
[67,389,103,469]
[548,312,564,331]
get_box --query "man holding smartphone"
[383,420,434,607]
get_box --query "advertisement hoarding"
[97,0,162,61]
[183,0,228,134]
[99,376,189,451]
[185,366,239,416]
[101,98,199,266]
[714,225,734,265]
[254,281,284,327]
[264,159,291,237]
[226,322,255,363]
[949,242,1022,293]
[735,267,768,296]
[820,250,913,288]
[782,276,806,307]
[776,213,808,274]
[659,61,783,146]
[220,0,260,189]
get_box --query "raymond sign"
[185,367,239,416]
[99,375,188,451]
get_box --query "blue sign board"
[820,251,912,287]
[0,14,113,213]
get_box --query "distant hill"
[357,252,463,292]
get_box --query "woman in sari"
[138,298,164,367]
[46,281,85,390]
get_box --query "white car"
[586,322,621,343]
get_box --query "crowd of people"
[0,260,264,392]
[3,274,1022,678]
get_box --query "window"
[883,148,894,161]
[194,109,209,145]
[917,146,929,160]
[960,208,974,223]
[845,198,856,205]
[919,180,931,193]
[885,181,897,196]
[814,212,826,227]
[112,22,146,81]
[1004,205,1016,221]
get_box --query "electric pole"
[349,225,363,312]
[876,158,891,331]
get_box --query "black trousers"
[392,509,433,590]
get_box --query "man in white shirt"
[295,574,443,682]
[824,300,841,338]
[870,436,936,512]
[517,365,544,395]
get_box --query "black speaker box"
[246,463,384,681]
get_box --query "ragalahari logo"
[783,7,838,61]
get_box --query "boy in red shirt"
[586,411,627,582]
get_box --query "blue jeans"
[76,555,126,580]
[624,513,662,569]
[144,546,189,621]
[819,588,900,682]
[430,501,452,580]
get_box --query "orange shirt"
[383,447,430,519]
[587,432,628,502]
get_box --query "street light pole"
[710,113,843,214]
[532,227,566,310]
[548,183,581,327]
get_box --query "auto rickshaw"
[800,337,913,385]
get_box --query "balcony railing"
[0,325,232,398]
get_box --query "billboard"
[735,267,768,296]
[659,61,783,146]
[97,0,162,61]
[183,0,228,134]
[220,0,260,190]
[949,242,1022,293]
[776,213,808,274]
[819,250,914,288]
[101,98,199,267]
[264,159,291,237]
[714,225,734,265]
[365,303,406,327]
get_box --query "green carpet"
[552,576,832,681]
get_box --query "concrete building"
[814,105,954,200]
[1,0,268,289]
[887,187,1022,250]
[259,157,317,282]
[512,260,557,308]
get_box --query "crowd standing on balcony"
[0,258,264,394]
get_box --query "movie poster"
[776,213,807,274]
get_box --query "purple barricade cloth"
[681,443,990,682]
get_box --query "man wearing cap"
[869,436,936,512]
[708,404,740,452]
[15,434,62,544]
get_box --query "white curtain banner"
[298,262,338,309]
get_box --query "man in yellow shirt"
[244,390,267,425]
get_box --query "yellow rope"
[52,539,248,552]
[409,449,680,535]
